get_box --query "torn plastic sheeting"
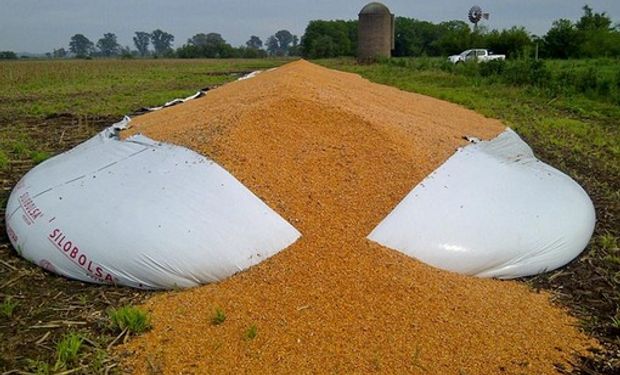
[146,90,205,112]
[368,128,595,279]
[5,118,300,289]
[134,70,263,113]
[238,71,261,80]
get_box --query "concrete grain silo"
[357,2,394,61]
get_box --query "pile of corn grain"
[121,60,595,374]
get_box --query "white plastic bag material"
[5,120,300,289]
[368,129,595,278]
[136,70,263,113]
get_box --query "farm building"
[357,2,395,61]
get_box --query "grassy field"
[0,58,290,118]
[0,57,618,373]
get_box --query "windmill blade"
[468,5,482,24]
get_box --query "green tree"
[177,33,235,58]
[97,33,120,57]
[289,35,301,56]
[275,30,294,52]
[310,35,339,58]
[394,18,446,57]
[120,46,134,59]
[246,35,263,49]
[266,30,297,56]
[576,5,612,31]
[484,26,532,58]
[300,20,356,58]
[150,29,174,56]
[575,5,618,57]
[175,44,200,58]
[133,31,151,56]
[52,48,67,58]
[265,35,279,56]
[193,33,232,56]
[432,20,472,55]
[0,51,18,60]
[236,46,267,58]
[543,19,582,58]
[69,34,94,57]
[394,17,417,56]
[189,33,223,47]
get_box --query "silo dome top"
[359,2,391,15]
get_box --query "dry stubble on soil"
[120,60,597,374]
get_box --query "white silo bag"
[368,128,595,278]
[5,119,300,289]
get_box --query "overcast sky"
[1,0,619,53]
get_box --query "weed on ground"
[107,306,152,334]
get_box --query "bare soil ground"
[0,115,149,373]
[523,139,620,374]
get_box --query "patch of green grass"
[30,150,51,164]
[244,324,257,340]
[107,305,151,334]
[54,332,83,370]
[211,307,226,325]
[604,255,620,266]
[0,149,8,169]
[0,129,42,169]
[611,315,620,330]
[26,338,110,373]
[26,359,51,375]
[598,233,619,252]
[599,233,620,265]
[90,349,108,373]
[10,139,30,157]
[1,296,18,319]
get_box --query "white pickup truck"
[448,49,506,64]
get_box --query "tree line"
[38,29,300,59]
[301,5,619,59]
[1,4,617,61]
[177,30,300,58]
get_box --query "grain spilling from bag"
[121,60,596,374]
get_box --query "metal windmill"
[468,5,490,31]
